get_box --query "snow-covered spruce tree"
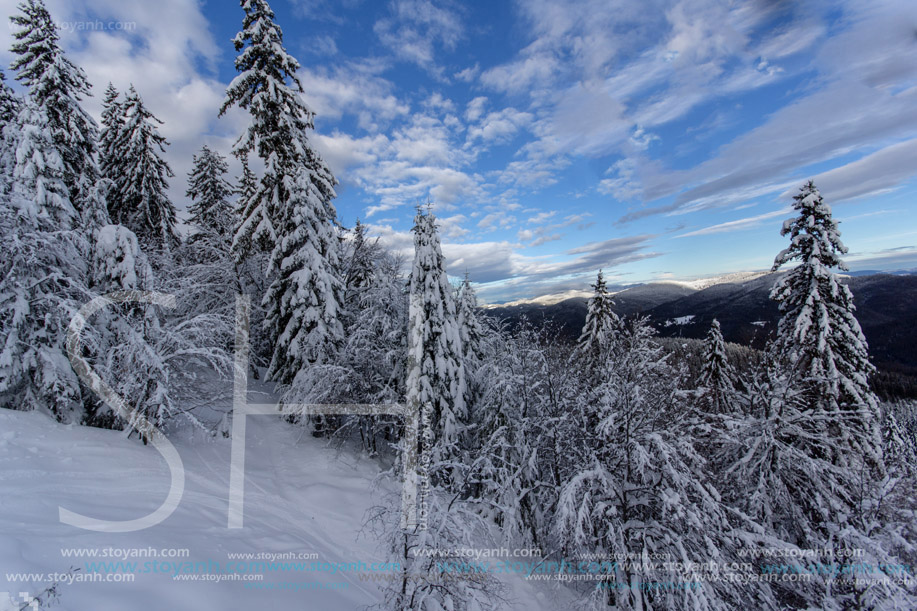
[0,101,89,421]
[260,115,343,391]
[9,0,108,229]
[556,316,774,610]
[221,0,344,394]
[286,232,409,450]
[696,318,738,414]
[0,71,18,128]
[97,83,122,206]
[82,223,154,428]
[172,145,239,326]
[107,85,177,254]
[407,208,466,488]
[771,181,883,471]
[0,71,19,196]
[230,154,273,375]
[236,154,258,210]
[573,269,620,380]
[456,272,487,415]
[342,243,408,452]
[711,187,917,607]
[187,145,235,240]
[0,70,20,180]
[338,222,404,449]
[10,99,72,227]
[343,219,372,292]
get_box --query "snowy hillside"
[0,406,388,610]
[0,406,572,611]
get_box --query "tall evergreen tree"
[456,273,485,369]
[697,318,738,414]
[0,70,19,129]
[186,145,234,239]
[9,0,107,228]
[221,0,344,385]
[0,98,88,420]
[456,273,486,414]
[108,86,177,253]
[343,220,374,292]
[407,208,466,485]
[236,154,258,215]
[10,99,73,227]
[231,154,273,374]
[770,180,882,470]
[220,0,332,260]
[573,269,620,378]
[177,146,238,329]
[98,83,122,187]
[0,70,21,196]
[468,319,549,546]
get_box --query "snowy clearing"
[0,406,571,610]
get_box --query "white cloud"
[617,0,917,222]
[464,96,487,122]
[530,233,562,247]
[373,0,463,74]
[675,208,791,238]
[480,52,558,94]
[466,107,533,144]
[454,64,480,83]
[477,211,517,231]
[526,210,557,224]
[298,63,410,131]
[786,139,917,204]
[312,132,389,175]
[423,92,456,113]
[599,159,641,201]
[304,35,339,56]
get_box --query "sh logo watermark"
[64,293,429,533]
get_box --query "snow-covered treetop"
[772,180,848,272]
[0,71,20,128]
[92,224,153,293]
[769,180,882,470]
[12,98,75,228]
[109,85,177,250]
[408,207,467,462]
[222,0,337,261]
[10,0,69,98]
[236,154,257,202]
[574,269,620,369]
[98,83,122,174]
[344,219,375,290]
[187,145,235,238]
[698,318,737,413]
[410,209,455,307]
[101,83,120,121]
[220,0,317,167]
[457,272,486,365]
[10,0,103,226]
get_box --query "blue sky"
[2,0,917,302]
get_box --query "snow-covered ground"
[0,404,572,610]
[663,315,696,327]
[482,289,593,308]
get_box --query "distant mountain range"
[484,272,917,375]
